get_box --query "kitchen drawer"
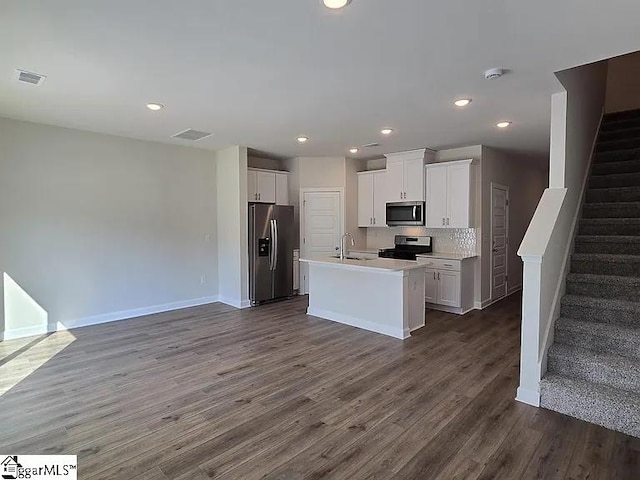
[416,257,461,271]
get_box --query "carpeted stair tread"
[567,272,640,286]
[567,273,640,301]
[596,137,640,153]
[561,294,640,327]
[586,186,640,203]
[571,252,640,263]
[547,343,640,394]
[581,202,640,218]
[603,108,640,122]
[555,317,640,360]
[595,148,640,164]
[599,127,640,143]
[589,171,640,188]
[570,253,640,277]
[579,217,640,235]
[540,373,640,438]
[574,235,640,254]
[592,158,640,175]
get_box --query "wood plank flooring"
[0,294,638,479]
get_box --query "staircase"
[540,108,640,438]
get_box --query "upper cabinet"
[425,159,475,228]
[275,172,289,205]
[247,168,288,204]
[357,170,387,227]
[384,149,435,202]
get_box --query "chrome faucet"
[339,233,355,260]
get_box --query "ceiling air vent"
[362,142,381,148]
[16,69,46,86]
[172,129,213,141]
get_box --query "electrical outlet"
[200,274,207,285]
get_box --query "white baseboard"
[307,307,408,340]
[508,284,523,295]
[473,286,522,311]
[2,295,221,341]
[1,325,50,342]
[218,297,252,309]
[516,386,541,407]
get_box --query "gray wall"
[0,117,218,339]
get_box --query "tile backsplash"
[366,227,478,255]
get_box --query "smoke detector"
[484,68,504,80]
[172,129,213,141]
[15,69,46,86]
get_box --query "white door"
[256,171,276,203]
[425,164,448,228]
[247,170,257,202]
[301,191,342,294]
[424,268,438,304]
[357,173,374,227]
[491,184,509,301]
[403,157,425,201]
[438,271,461,307]
[373,170,387,227]
[447,163,471,228]
[275,173,288,205]
[386,161,404,201]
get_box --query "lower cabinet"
[418,256,475,314]
[424,268,461,307]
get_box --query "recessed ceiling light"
[454,99,472,107]
[146,103,164,111]
[323,0,352,9]
[381,128,393,135]
[297,136,309,143]
[496,121,512,128]
[349,148,359,154]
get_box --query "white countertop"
[416,252,478,260]
[300,256,426,273]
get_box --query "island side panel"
[404,267,426,332]
[306,263,407,339]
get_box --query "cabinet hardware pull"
[444,264,452,267]
[433,272,436,280]
[442,218,445,226]
[446,217,449,226]
[438,272,440,280]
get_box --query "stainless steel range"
[378,235,433,261]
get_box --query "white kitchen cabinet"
[275,172,289,205]
[438,270,461,307]
[424,268,438,304]
[247,168,289,204]
[247,170,257,202]
[425,164,448,227]
[425,159,474,228]
[384,149,434,202]
[357,170,387,227]
[417,256,475,315]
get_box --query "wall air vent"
[16,69,46,86]
[362,142,381,148]
[172,129,213,141]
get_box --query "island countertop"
[300,256,426,273]
[416,252,478,261]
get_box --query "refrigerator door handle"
[269,219,276,271]
[273,219,279,270]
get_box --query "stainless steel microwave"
[386,201,425,226]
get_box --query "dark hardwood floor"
[0,294,638,479]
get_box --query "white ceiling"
[1,0,640,159]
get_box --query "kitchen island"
[299,256,426,339]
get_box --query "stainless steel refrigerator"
[249,204,295,305]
